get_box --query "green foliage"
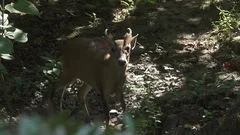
[0,0,39,74]
[213,6,240,34]
[120,0,134,7]
[202,109,213,122]
[18,115,43,135]
[200,0,212,9]
[0,35,13,54]
[0,113,135,135]
[85,12,102,28]
[5,0,40,16]
[4,26,28,43]
[0,35,13,73]
[41,56,61,81]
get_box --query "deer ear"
[131,34,139,50]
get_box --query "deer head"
[104,28,139,67]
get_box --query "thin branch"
[60,86,66,112]
[1,0,4,32]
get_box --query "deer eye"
[124,46,130,52]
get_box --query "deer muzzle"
[118,59,127,67]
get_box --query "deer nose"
[118,60,127,67]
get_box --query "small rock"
[199,54,212,64]
[232,36,240,42]
[109,109,119,114]
[122,9,128,14]
[187,17,201,26]
[206,61,217,69]
[111,117,118,123]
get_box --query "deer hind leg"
[120,76,127,112]
[77,83,92,124]
[50,73,75,100]
[115,89,126,112]
[44,73,75,115]
[116,76,126,112]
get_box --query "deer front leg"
[98,87,110,126]
[120,92,126,111]
[119,75,127,111]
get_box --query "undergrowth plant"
[0,0,40,75]
[0,113,136,135]
[213,6,240,34]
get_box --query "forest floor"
[0,0,240,134]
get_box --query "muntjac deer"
[50,28,138,125]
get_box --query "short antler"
[104,29,112,37]
[123,28,133,46]
[105,29,115,47]
[127,28,132,35]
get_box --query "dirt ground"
[0,0,240,134]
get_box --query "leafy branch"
[0,0,40,75]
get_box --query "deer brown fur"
[50,28,138,125]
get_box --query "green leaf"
[5,27,28,43]
[4,4,22,14]
[0,35,13,54]
[5,0,40,16]
[116,113,135,135]
[1,54,14,60]
[18,115,43,135]
[0,62,8,74]
[0,12,9,26]
[122,113,134,129]
[92,126,103,135]
[75,125,92,135]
